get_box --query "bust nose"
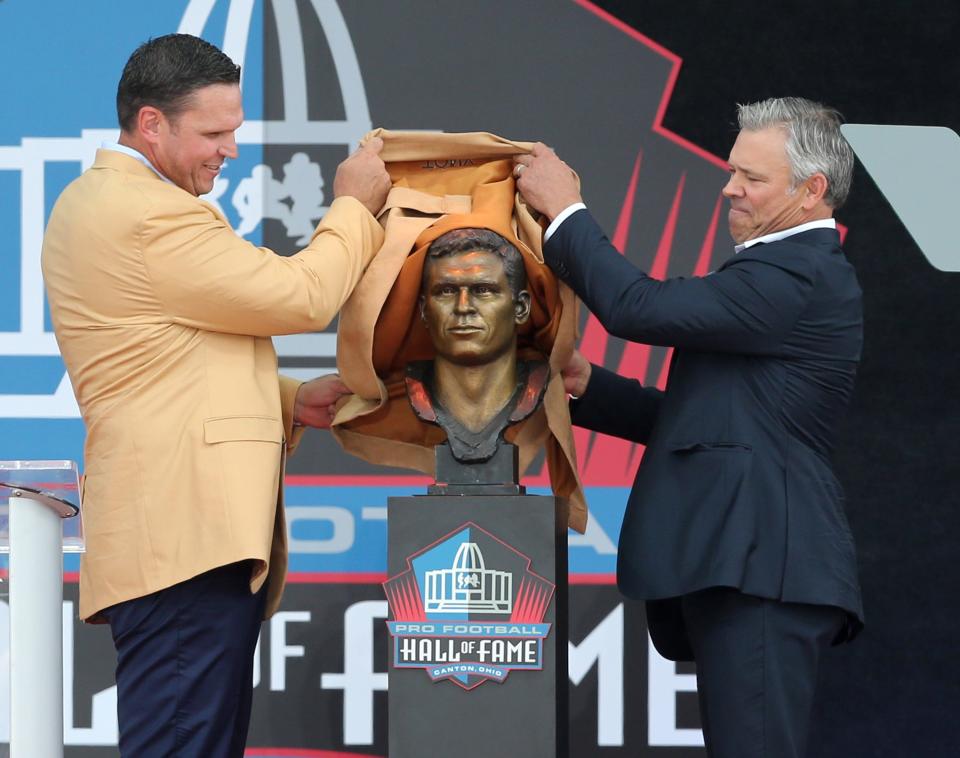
[454,287,475,313]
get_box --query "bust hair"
[737,96,854,208]
[424,228,527,298]
[116,33,241,132]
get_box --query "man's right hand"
[513,142,582,221]
[333,137,391,216]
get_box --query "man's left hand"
[513,142,582,221]
[561,348,592,398]
[293,374,352,429]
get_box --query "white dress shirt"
[734,218,837,253]
[101,141,173,184]
[543,202,586,242]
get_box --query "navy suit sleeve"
[570,363,664,444]
[546,209,818,354]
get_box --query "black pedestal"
[385,493,569,758]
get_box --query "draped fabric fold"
[331,129,587,533]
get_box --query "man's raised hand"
[333,136,391,216]
[513,142,582,221]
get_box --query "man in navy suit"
[514,97,863,758]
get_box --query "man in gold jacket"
[40,33,389,757]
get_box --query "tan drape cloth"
[331,130,587,533]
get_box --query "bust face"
[420,249,531,367]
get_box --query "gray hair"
[737,97,854,208]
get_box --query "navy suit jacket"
[547,209,863,660]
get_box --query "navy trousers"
[681,587,845,758]
[101,561,267,757]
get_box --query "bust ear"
[418,294,427,321]
[514,290,532,324]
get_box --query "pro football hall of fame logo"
[384,522,556,690]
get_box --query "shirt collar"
[101,142,173,184]
[734,218,837,253]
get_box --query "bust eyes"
[433,283,499,297]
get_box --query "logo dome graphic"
[424,542,513,614]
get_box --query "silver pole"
[9,493,64,758]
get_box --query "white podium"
[1,460,83,758]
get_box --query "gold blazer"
[42,149,384,620]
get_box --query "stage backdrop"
[5,1,956,756]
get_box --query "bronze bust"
[406,228,549,478]
[329,131,587,529]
